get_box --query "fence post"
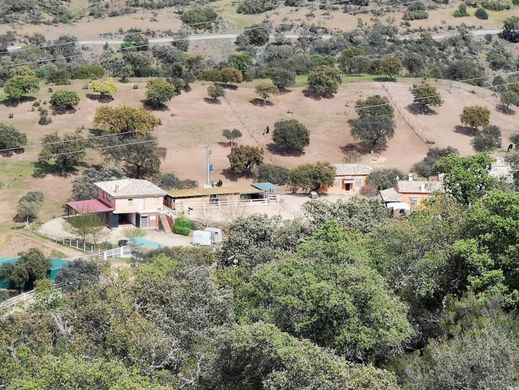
[104,251,107,261]
[120,246,124,258]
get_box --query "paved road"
[7,28,503,52]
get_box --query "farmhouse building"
[67,179,168,230]
[396,179,444,208]
[332,164,373,192]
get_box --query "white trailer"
[192,230,212,246]
[204,227,223,244]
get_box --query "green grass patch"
[0,160,34,191]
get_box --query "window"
[354,178,362,186]
[128,198,133,206]
[410,197,419,206]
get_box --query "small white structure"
[204,227,223,244]
[192,230,212,246]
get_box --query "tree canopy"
[272,119,310,152]
[94,106,160,136]
[306,65,342,97]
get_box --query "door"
[140,215,149,228]
[344,183,352,191]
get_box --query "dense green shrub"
[481,0,510,10]
[72,64,105,79]
[174,217,195,236]
[475,7,488,19]
[181,7,218,29]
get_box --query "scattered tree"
[410,82,443,112]
[272,119,310,152]
[355,95,394,118]
[435,153,493,205]
[289,161,335,192]
[37,132,86,176]
[145,78,175,108]
[306,65,342,97]
[207,84,225,102]
[269,68,296,90]
[94,106,160,136]
[56,259,103,294]
[3,75,40,102]
[227,145,264,175]
[366,168,406,190]
[460,105,491,133]
[88,79,118,99]
[254,82,278,105]
[472,125,502,152]
[413,147,459,178]
[50,90,80,112]
[66,214,108,247]
[222,128,242,146]
[350,115,395,152]
[500,90,519,111]
[378,56,403,80]
[0,123,27,153]
[0,248,50,290]
[14,192,44,223]
[257,163,290,185]
[97,135,166,178]
[151,173,198,190]
[181,6,218,29]
[501,16,519,43]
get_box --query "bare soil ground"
[0,231,83,258]
[0,78,513,225]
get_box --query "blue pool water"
[129,237,164,250]
[0,257,69,289]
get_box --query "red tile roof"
[67,199,113,213]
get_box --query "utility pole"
[204,144,212,188]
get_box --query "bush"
[403,9,428,20]
[272,119,310,152]
[481,0,510,10]
[50,90,80,111]
[174,217,195,235]
[453,4,469,16]
[72,64,105,79]
[237,0,278,14]
[475,7,488,19]
[46,69,71,85]
[257,164,290,185]
[181,7,218,29]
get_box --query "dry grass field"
[0,77,515,225]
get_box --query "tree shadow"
[51,105,77,115]
[32,161,81,178]
[278,88,292,95]
[496,104,515,115]
[86,93,114,103]
[0,148,25,157]
[141,100,170,111]
[250,98,274,107]
[217,141,233,147]
[221,168,256,181]
[219,83,238,90]
[2,96,37,107]
[204,97,222,104]
[340,142,387,155]
[454,125,478,136]
[406,103,437,115]
[373,76,395,82]
[302,90,334,100]
[266,143,305,157]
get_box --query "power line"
[38,139,155,159]
[0,130,146,154]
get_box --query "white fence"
[0,283,63,311]
[178,196,280,211]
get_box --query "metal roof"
[379,188,402,202]
[169,185,262,198]
[67,199,114,213]
[251,182,279,191]
[333,163,373,176]
[95,179,167,198]
[397,180,444,194]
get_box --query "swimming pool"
[129,237,164,250]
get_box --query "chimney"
[114,184,118,193]
[438,173,444,183]
[420,183,425,192]
[408,173,413,181]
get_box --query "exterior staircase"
[159,213,172,233]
